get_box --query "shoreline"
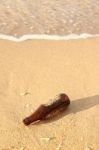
[0,33,99,42]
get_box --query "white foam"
[0,33,99,42]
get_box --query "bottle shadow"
[33,95,99,125]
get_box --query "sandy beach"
[0,0,99,150]
[0,37,99,150]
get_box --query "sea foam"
[0,33,99,42]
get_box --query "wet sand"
[0,37,99,150]
[0,0,99,37]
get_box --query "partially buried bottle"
[23,93,70,125]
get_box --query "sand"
[0,37,99,150]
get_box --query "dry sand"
[0,37,99,150]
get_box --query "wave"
[0,33,99,42]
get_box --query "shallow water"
[0,0,99,37]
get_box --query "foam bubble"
[0,33,99,42]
